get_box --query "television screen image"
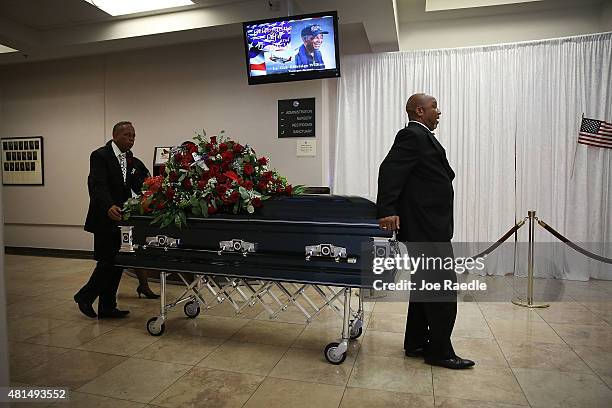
[243,11,340,85]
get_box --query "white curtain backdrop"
[333,32,612,280]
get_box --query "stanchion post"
[512,210,549,309]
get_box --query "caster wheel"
[146,317,165,336]
[324,342,347,365]
[349,326,363,340]
[184,300,201,318]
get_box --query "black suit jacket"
[376,122,455,242]
[84,141,150,234]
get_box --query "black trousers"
[404,300,457,359]
[75,228,123,312]
[403,241,457,360]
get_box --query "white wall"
[0,37,330,250]
[399,5,607,50]
[0,186,8,385]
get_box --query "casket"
[115,195,391,287]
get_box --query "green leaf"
[192,205,201,216]
[160,216,172,228]
[151,213,165,225]
[200,202,209,217]
[238,186,249,200]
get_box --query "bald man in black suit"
[376,94,474,369]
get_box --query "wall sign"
[278,98,315,138]
[1,136,44,185]
[296,139,316,157]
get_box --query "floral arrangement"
[123,131,304,228]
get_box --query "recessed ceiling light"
[0,44,18,53]
[426,0,543,12]
[84,0,194,16]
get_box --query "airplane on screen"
[269,55,292,63]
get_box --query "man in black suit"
[74,121,150,319]
[376,94,474,369]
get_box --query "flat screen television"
[243,11,340,85]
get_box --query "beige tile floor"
[3,254,612,408]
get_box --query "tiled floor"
[3,255,612,408]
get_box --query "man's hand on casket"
[378,215,400,231]
[107,205,122,221]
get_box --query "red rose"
[197,180,207,190]
[144,176,163,193]
[258,157,268,165]
[187,144,198,154]
[244,163,254,175]
[229,190,240,203]
[257,181,267,190]
[252,197,262,208]
[209,148,218,156]
[243,180,253,190]
[225,171,239,181]
[183,178,193,189]
[201,171,210,181]
[262,171,273,180]
[169,172,178,182]
[217,173,228,183]
[208,204,217,214]
[209,165,219,176]
[221,151,234,162]
[285,184,293,195]
[215,185,227,195]
[165,188,175,200]
[210,136,217,144]
[233,143,243,153]
[219,143,228,152]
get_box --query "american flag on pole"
[578,117,612,149]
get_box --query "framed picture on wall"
[1,136,44,185]
[154,146,173,166]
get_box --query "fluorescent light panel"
[84,0,194,16]
[426,0,543,12]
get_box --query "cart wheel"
[349,326,363,340]
[324,342,347,365]
[146,317,165,336]
[184,301,200,318]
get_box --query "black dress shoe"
[98,309,130,319]
[405,347,425,357]
[74,295,97,318]
[425,356,475,369]
[137,285,160,299]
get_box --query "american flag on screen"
[246,21,292,76]
[578,117,612,149]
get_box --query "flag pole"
[570,113,583,179]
